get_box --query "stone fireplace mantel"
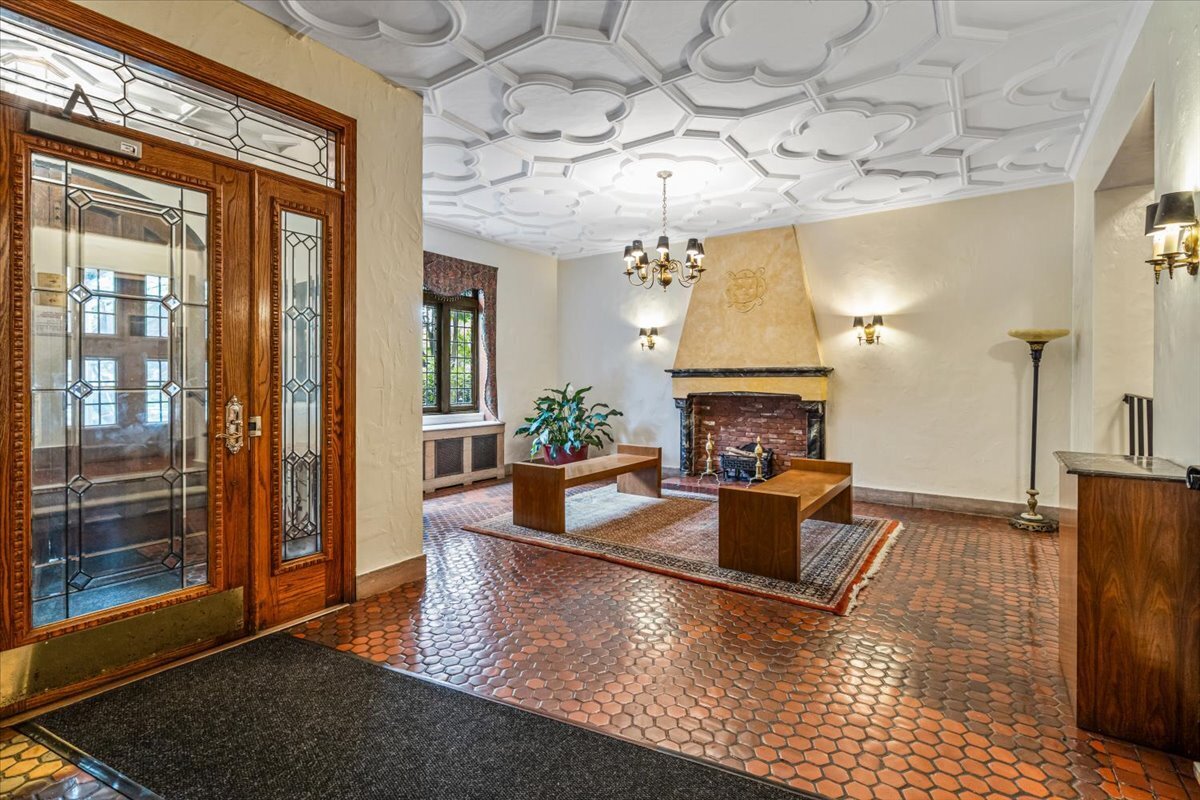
[665,367,833,378]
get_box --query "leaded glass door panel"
[2,111,253,664]
[249,174,345,629]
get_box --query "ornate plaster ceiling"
[243,0,1147,258]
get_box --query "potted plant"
[514,384,623,465]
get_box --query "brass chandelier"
[622,171,705,290]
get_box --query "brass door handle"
[216,395,244,454]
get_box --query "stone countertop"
[1054,451,1189,483]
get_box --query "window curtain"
[423,251,499,419]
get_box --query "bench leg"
[810,484,853,525]
[512,466,566,534]
[719,490,801,582]
[617,464,661,498]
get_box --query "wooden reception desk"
[1056,452,1199,760]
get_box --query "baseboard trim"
[356,554,427,599]
[855,486,1059,521]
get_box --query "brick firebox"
[674,393,826,476]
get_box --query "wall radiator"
[1122,394,1153,457]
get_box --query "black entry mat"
[31,635,815,800]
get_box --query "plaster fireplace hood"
[666,225,831,475]
[667,225,831,398]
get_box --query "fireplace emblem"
[724,267,767,313]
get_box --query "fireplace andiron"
[748,436,767,486]
[697,432,722,484]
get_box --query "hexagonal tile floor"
[289,479,1199,800]
[5,478,1197,800]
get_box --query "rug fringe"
[841,522,905,614]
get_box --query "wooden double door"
[0,104,352,713]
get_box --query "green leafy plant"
[514,384,623,459]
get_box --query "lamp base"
[1009,513,1059,533]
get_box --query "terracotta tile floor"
[3,479,1197,800]
[289,479,1199,800]
[0,728,126,799]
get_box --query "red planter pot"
[542,444,588,465]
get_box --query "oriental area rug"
[465,486,902,615]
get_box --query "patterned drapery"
[423,251,499,418]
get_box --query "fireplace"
[674,392,826,477]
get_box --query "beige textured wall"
[1072,0,1200,464]
[421,225,559,465]
[797,185,1074,506]
[674,226,822,370]
[560,185,1075,505]
[1091,186,1155,454]
[79,1,426,574]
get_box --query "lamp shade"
[656,235,670,254]
[851,316,864,329]
[631,239,644,257]
[686,238,699,255]
[871,314,884,327]
[1153,191,1196,228]
[638,327,649,337]
[648,327,659,336]
[622,245,634,262]
[1144,203,1160,236]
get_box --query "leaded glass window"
[28,153,210,627]
[145,358,169,424]
[82,269,115,335]
[82,357,116,426]
[449,308,474,407]
[142,275,169,338]
[1,9,337,187]
[280,210,323,562]
[421,291,479,414]
[421,304,439,410]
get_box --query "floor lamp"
[1008,328,1069,532]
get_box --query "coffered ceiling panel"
[244,0,1146,257]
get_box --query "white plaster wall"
[1091,186,1155,454]
[1072,0,1200,465]
[797,185,1074,506]
[556,254,692,469]
[82,0,426,575]
[421,225,559,465]
[558,185,1074,504]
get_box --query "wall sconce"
[639,326,659,350]
[852,315,884,345]
[1144,191,1198,283]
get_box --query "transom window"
[422,291,478,414]
[1,8,337,187]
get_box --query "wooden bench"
[718,458,853,581]
[512,444,662,533]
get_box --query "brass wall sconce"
[1144,190,1198,283]
[852,315,884,345]
[639,326,659,350]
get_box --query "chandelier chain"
[661,174,668,237]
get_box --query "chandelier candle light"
[1008,328,1069,532]
[623,171,705,290]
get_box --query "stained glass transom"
[1,9,337,187]
[280,210,323,562]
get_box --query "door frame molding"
[1,1,358,652]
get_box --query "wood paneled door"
[0,0,356,715]
[249,175,347,628]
